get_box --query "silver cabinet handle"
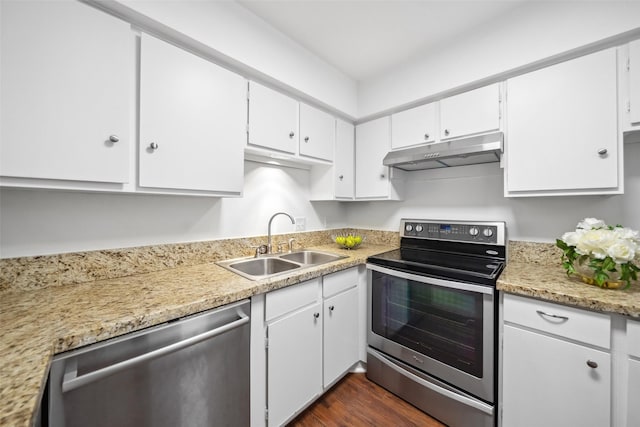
[444,129,450,136]
[109,135,120,143]
[424,133,430,140]
[586,360,598,369]
[304,136,309,142]
[62,311,249,393]
[149,142,159,150]
[329,305,335,312]
[313,312,320,319]
[289,131,295,138]
[536,310,569,321]
[338,175,344,180]
[380,173,386,179]
[598,148,608,155]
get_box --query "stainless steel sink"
[218,250,346,280]
[279,250,344,265]
[225,257,300,280]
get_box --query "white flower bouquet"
[556,218,639,288]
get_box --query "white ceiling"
[237,0,527,81]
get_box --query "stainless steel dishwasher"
[47,299,250,427]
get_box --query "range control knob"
[469,227,479,236]
[483,228,494,237]
[415,225,424,232]
[405,224,413,232]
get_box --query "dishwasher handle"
[62,310,250,393]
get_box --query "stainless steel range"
[366,219,506,427]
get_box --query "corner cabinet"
[252,267,361,427]
[501,294,612,427]
[505,48,621,196]
[0,0,132,187]
[139,34,246,195]
[355,117,403,200]
[310,119,355,200]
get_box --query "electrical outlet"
[295,217,306,231]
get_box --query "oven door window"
[371,270,484,377]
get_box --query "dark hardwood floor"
[288,373,447,427]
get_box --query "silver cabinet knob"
[444,129,450,136]
[289,131,295,138]
[329,305,335,312]
[109,135,120,143]
[313,312,320,319]
[338,175,344,180]
[424,133,430,140]
[586,360,598,369]
[598,148,608,155]
[149,142,159,150]
[304,136,310,142]
[380,173,386,179]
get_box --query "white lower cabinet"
[627,319,640,426]
[501,294,611,427]
[257,267,361,426]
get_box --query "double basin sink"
[217,250,347,280]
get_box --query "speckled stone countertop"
[0,240,395,427]
[499,241,640,317]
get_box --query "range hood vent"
[383,131,504,171]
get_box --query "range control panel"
[400,219,505,245]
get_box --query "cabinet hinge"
[265,408,269,422]
[265,337,269,349]
[246,122,250,134]
[628,101,632,113]
[627,57,631,72]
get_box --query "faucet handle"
[288,238,296,253]
[276,242,286,253]
[252,244,268,258]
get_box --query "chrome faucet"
[267,212,295,254]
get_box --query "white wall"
[358,1,640,117]
[346,143,640,243]
[0,162,348,258]
[116,0,358,118]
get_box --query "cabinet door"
[440,83,500,140]
[355,117,392,199]
[248,82,298,154]
[324,287,359,387]
[628,359,640,427]
[630,40,640,126]
[334,120,355,199]
[299,103,335,161]
[391,102,437,149]
[502,325,610,427]
[0,1,131,183]
[139,34,245,193]
[506,49,618,194]
[267,303,322,427]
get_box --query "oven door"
[367,263,495,403]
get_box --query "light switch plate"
[295,217,305,231]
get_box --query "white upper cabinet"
[505,48,620,196]
[138,34,246,194]
[440,83,501,140]
[334,120,355,199]
[355,117,403,200]
[0,1,132,185]
[626,39,640,131]
[299,103,335,161]
[391,102,437,149]
[247,81,298,154]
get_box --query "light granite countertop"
[497,261,640,317]
[0,243,394,427]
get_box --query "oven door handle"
[367,263,494,295]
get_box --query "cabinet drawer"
[323,267,358,298]
[503,294,610,348]
[266,279,319,322]
[628,318,640,357]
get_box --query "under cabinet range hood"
[383,131,504,171]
